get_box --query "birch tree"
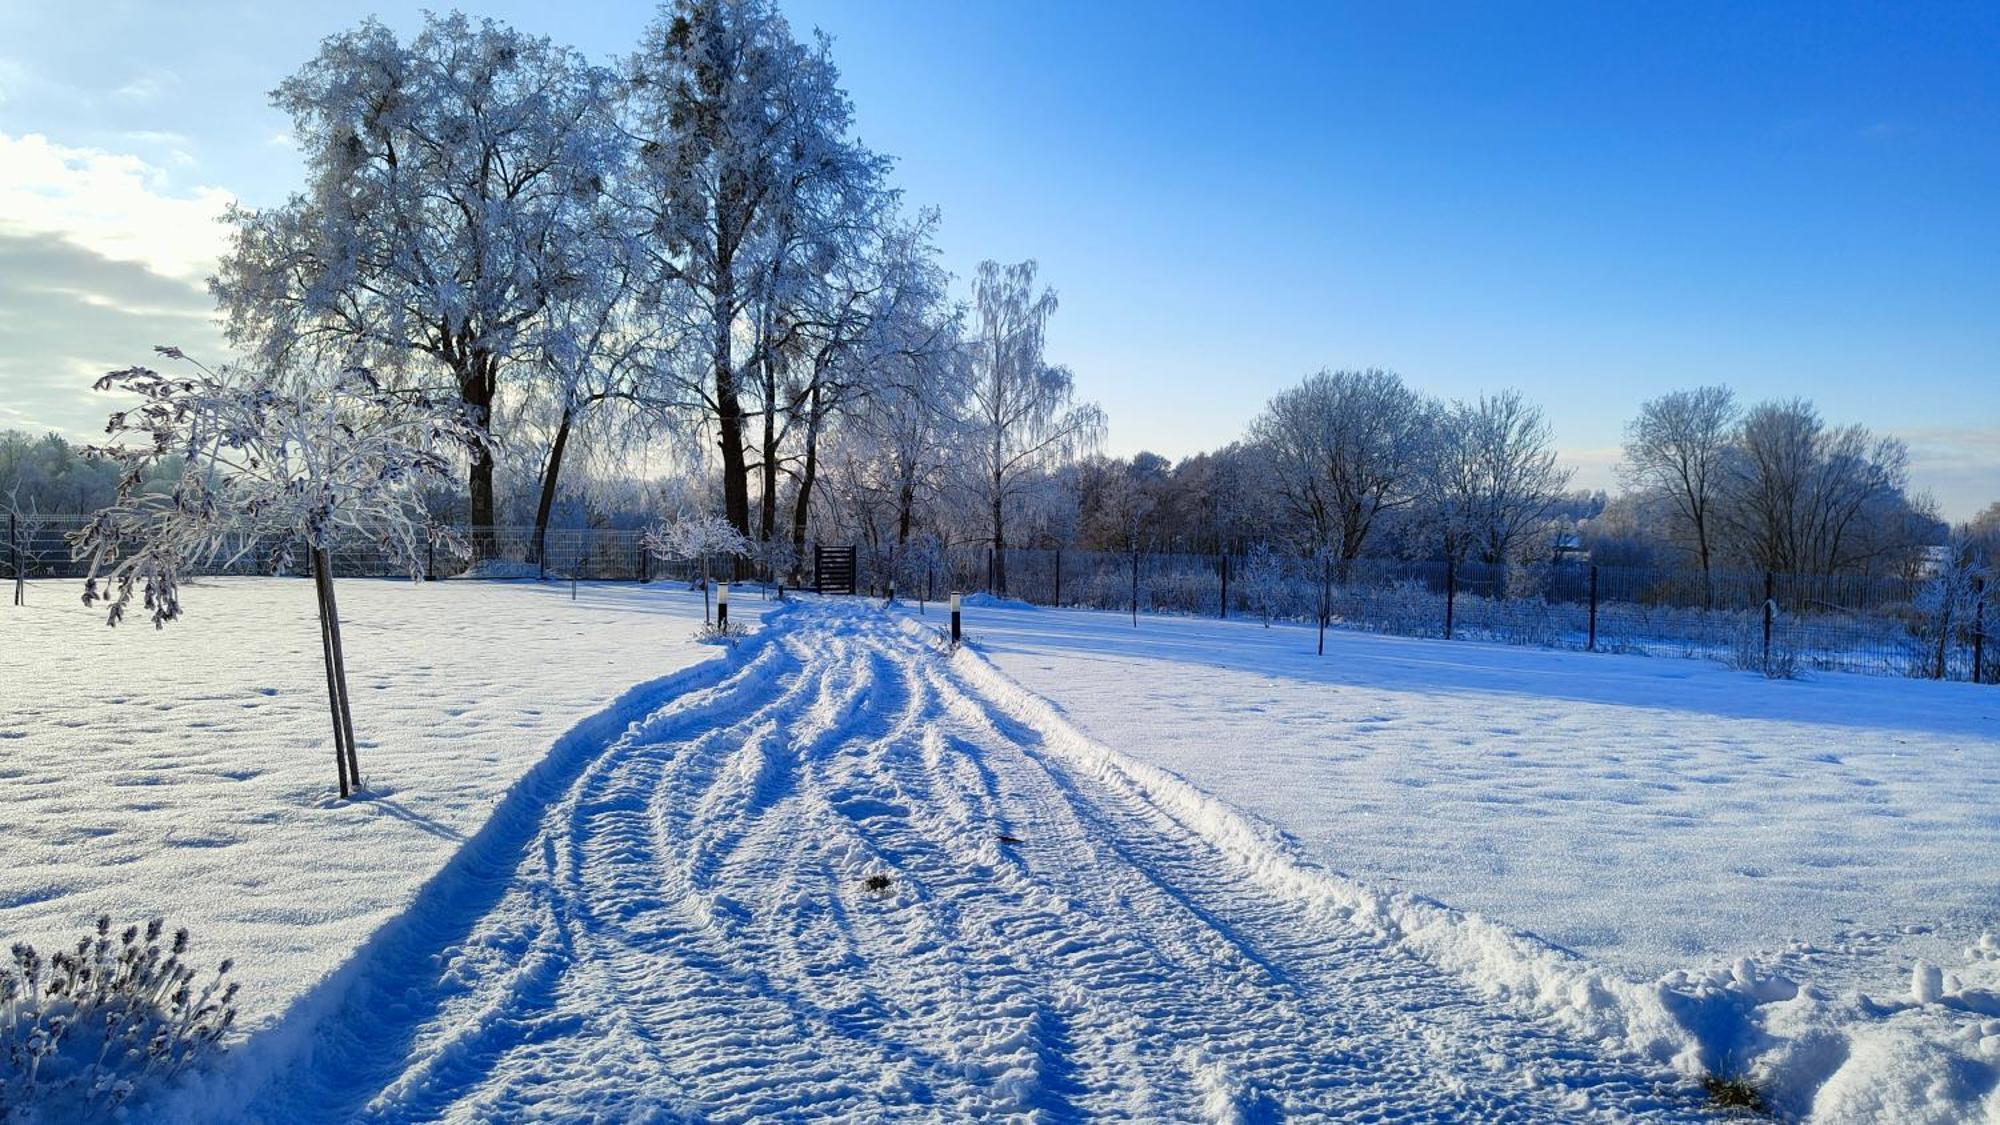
[962,260,1102,594]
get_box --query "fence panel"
[8,517,1990,684]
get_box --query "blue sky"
[1,1,1994,516]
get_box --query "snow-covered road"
[193,600,1700,1122]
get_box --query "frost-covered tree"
[74,349,479,799]
[641,511,751,621]
[1911,533,1987,680]
[212,14,622,547]
[1250,368,1428,574]
[1621,386,1737,592]
[961,260,1102,594]
[1718,398,1920,576]
[1420,392,1571,566]
[800,217,964,574]
[4,487,47,607]
[1238,542,1286,626]
[525,213,674,568]
[622,0,890,540]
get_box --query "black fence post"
[950,592,961,646]
[425,534,436,582]
[1130,548,1140,628]
[1762,571,1775,675]
[1317,554,1331,655]
[1219,553,1229,619]
[1444,557,1456,641]
[1587,564,1598,652]
[1053,547,1062,608]
[1975,576,1987,685]
[10,511,20,607]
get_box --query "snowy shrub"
[1727,620,1801,679]
[642,513,750,621]
[641,514,749,590]
[1140,566,1217,617]
[1236,544,1286,626]
[1503,562,1546,603]
[691,619,741,645]
[1,917,239,1119]
[1335,579,1439,638]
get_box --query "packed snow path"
[212,601,1701,1122]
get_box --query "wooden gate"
[814,545,857,595]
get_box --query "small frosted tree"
[1912,535,1987,680]
[641,513,751,623]
[74,348,480,799]
[4,486,47,607]
[1238,542,1286,627]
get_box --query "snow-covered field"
[943,598,2000,1119]
[167,600,1700,1122]
[5,579,1999,1120]
[0,578,739,1047]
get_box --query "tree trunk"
[990,494,1008,595]
[896,478,915,551]
[713,262,752,541]
[789,384,823,583]
[758,354,780,551]
[311,547,359,798]
[460,353,499,557]
[532,407,575,569]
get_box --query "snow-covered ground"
[7,580,1999,1120]
[0,578,741,1049]
[941,598,2000,1120]
[169,600,1701,1122]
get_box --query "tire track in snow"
[202,601,1706,1123]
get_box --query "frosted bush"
[1727,619,1801,679]
[1,917,238,1118]
[1235,544,1286,626]
[1335,579,1439,638]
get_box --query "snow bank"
[960,591,1037,611]
[937,612,2000,1120]
[450,558,558,580]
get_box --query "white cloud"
[0,131,233,286]
[110,70,179,103]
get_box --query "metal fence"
[2,517,697,586]
[909,545,1993,684]
[7,515,1991,683]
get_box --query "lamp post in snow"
[717,582,730,633]
[950,592,962,647]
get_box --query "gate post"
[1763,571,1775,675]
[1975,577,1987,685]
[1587,564,1598,652]
[1444,557,1456,641]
